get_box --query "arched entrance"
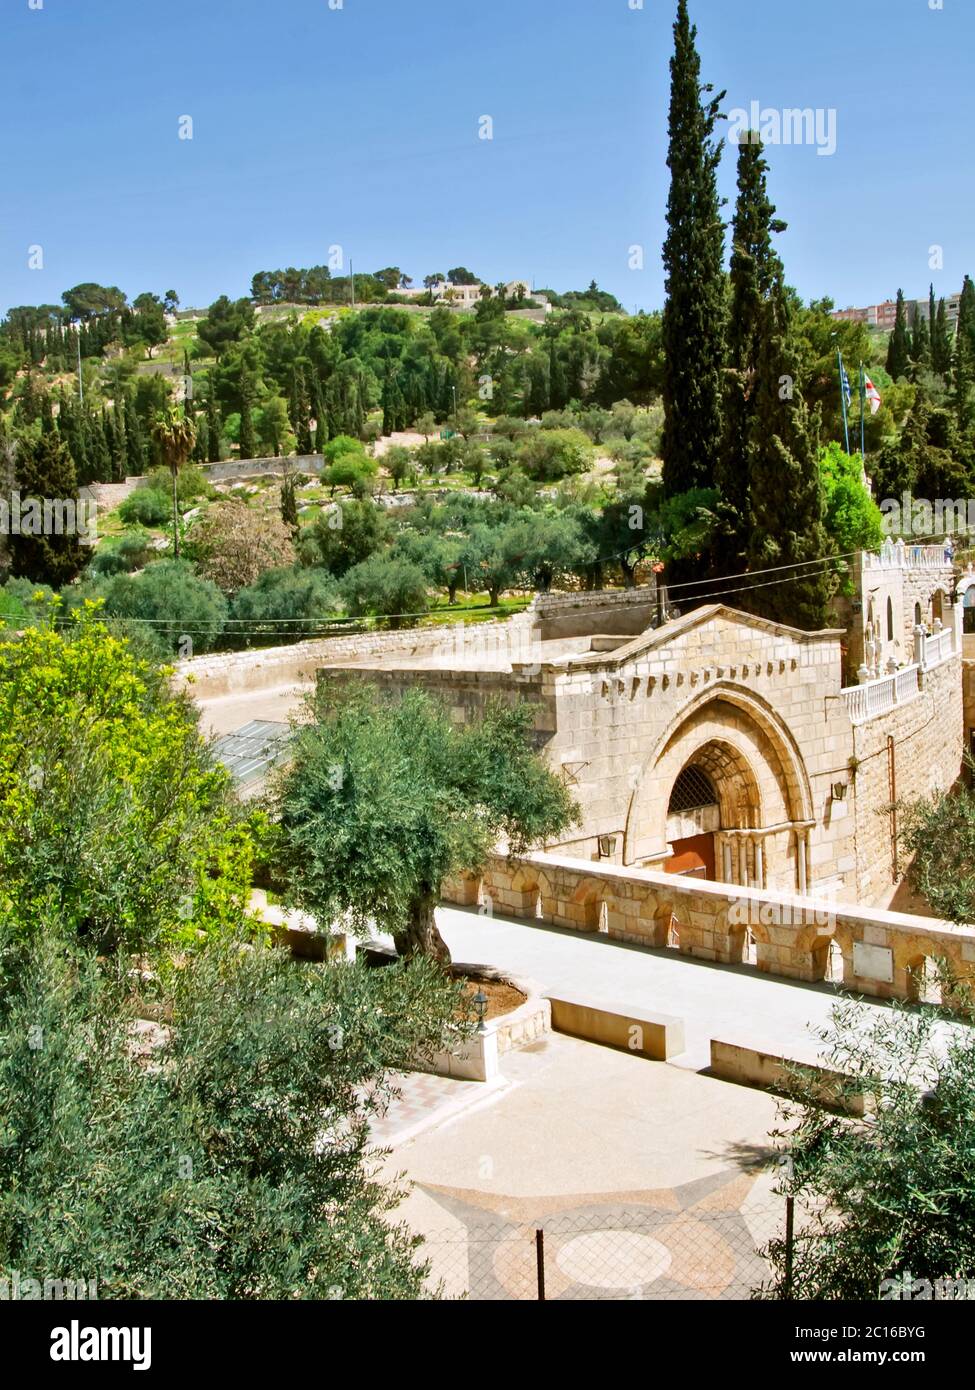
[624,686,814,890]
[663,764,719,878]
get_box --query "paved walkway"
[432,903,897,1070]
[382,1033,783,1300]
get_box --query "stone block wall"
[530,586,660,641]
[851,657,963,902]
[172,613,532,701]
[447,850,975,1010]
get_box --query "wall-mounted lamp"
[598,835,618,859]
[832,782,847,802]
[472,990,488,1033]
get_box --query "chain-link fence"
[421,1198,794,1300]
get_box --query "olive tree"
[275,685,579,962]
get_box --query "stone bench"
[709,1038,872,1116]
[544,994,685,1061]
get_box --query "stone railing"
[862,540,953,571]
[922,624,954,670]
[841,665,920,724]
[444,851,975,1010]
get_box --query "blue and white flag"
[840,358,852,406]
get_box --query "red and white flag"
[863,374,882,415]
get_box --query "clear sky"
[1,0,971,317]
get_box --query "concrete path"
[432,903,897,1071]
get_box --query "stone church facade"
[316,545,964,908]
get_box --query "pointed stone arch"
[623,683,814,871]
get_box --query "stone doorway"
[664,765,719,881]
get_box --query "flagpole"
[837,348,850,454]
[859,362,866,465]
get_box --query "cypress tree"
[744,272,831,630]
[124,393,146,475]
[111,396,126,480]
[313,379,329,452]
[885,289,911,380]
[954,274,975,434]
[7,432,87,587]
[206,385,222,462]
[661,0,726,499]
[239,366,258,461]
[932,297,953,378]
[280,471,299,536]
[911,310,930,374]
[711,134,784,578]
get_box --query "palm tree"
[151,407,196,559]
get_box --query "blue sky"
[1,0,971,316]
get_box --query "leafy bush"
[87,528,157,578]
[230,565,343,637]
[340,552,430,627]
[118,484,171,527]
[299,498,388,577]
[146,464,215,504]
[0,922,462,1298]
[516,427,593,482]
[95,559,228,654]
[0,612,251,952]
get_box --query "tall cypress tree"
[932,297,953,378]
[954,274,975,434]
[206,384,222,462]
[661,0,726,500]
[8,432,87,587]
[239,365,258,461]
[886,289,911,380]
[911,310,930,374]
[744,272,831,630]
[124,393,146,476]
[710,134,785,578]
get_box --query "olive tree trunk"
[393,889,452,966]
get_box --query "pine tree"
[661,0,726,498]
[745,273,831,630]
[711,135,784,578]
[885,289,911,381]
[7,432,87,587]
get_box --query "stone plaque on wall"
[853,942,894,984]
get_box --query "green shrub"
[230,566,343,638]
[118,484,171,527]
[95,559,228,654]
[0,920,461,1298]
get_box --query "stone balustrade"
[842,620,956,724]
[444,851,975,1011]
[863,539,953,571]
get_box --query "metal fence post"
[535,1228,546,1301]
[784,1195,795,1300]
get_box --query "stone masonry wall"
[851,657,964,902]
[172,612,532,700]
[446,850,975,1009]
